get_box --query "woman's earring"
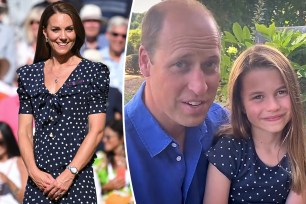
[45,37,49,43]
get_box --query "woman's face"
[0,131,7,159]
[102,127,123,152]
[43,13,76,58]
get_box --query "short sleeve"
[206,136,243,180]
[16,72,33,114]
[88,63,110,114]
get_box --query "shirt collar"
[128,82,206,157]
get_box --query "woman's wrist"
[28,166,40,178]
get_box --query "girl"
[203,44,306,203]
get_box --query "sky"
[132,0,162,13]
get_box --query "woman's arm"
[286,189,306,204]
[18,114,55,191]
[203,163,231,204]
[45,113,106,200]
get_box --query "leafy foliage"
[219,22,306,104]
[202,0,306,32]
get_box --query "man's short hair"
[141,0,220,58]
[107,16,128,32]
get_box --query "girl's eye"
[277,89,288,96]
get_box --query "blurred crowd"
[0,0,131,203]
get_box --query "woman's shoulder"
[80,59,110,83]
[16,61,44,76]
[81,58,109,73]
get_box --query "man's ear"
[139,45,151,77]
[105,31,110,41]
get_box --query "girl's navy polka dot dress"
[206,136,291,204]
[17,59,109,203]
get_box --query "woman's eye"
[252,95,263,100]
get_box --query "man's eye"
[175,61,187,68]
[203,61,218,74]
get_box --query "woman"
[17,2,109,203]
[0,122,28,204]
[94,120,132,203]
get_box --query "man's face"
[107,25,127,55]
[83,20,101,38]
[143,9,221,130]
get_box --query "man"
[124,0,229,203]
[79,4,108,55]
[100,16,128,93]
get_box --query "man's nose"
[188,68,208,95]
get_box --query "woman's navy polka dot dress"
[17,59,109,203]
[206,136,291,204]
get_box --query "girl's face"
[102,127,123,152]
[241,68,291,137]
[0,131,7,159]
[43,13,76,58]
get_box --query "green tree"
[127,29,141,55]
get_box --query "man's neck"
[109,49,121,62]
[143,82,186,151]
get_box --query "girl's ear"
[138,45,152,77]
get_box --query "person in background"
[16,6,44,67]
[94,119,132,204]
[17,2,109,203]
[204,45,306,204]
[100,15,128,93]
[0,2,16,85]
[82,0,132,19]
[0,121,28,204]
[0,58,17,100]
[124,0,229,203]
[80,4,108,56]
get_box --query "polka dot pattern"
[16,59,110,203]
[206,136,291,203]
